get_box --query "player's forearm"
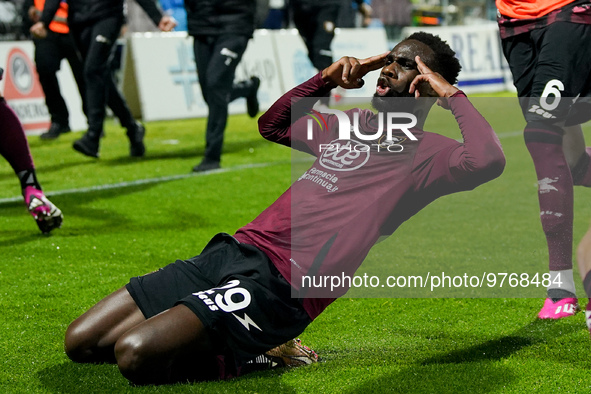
[258,73,332,145]
[449,92,505,181]
[39,0,61,27]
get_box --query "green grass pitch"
[1,95,591,393]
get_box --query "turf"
[1,96,591,393]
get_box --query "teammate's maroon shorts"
[126,233,311,376]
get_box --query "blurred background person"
[337,0,372,28]
[184,0,261,172]
[25,0,87,140]
[30,0,176,159]
[289,0,340,109]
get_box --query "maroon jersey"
[497,0,591,39]
[234,73,505,320]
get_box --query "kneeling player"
[63,32,505,385]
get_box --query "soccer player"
[30,0,177,158]
[0,68,63,233]
[62,32,505,385]
[496,0,591,319]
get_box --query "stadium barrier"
[0,40,86,133]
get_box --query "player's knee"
[524,124,564,158]
[64,321,95,363]
[114,334,151,385]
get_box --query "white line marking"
[0,159,309,205]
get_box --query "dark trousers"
[70,16,135,137]
[292,2,339,71]
[193,34,250,162]
[34,31,86,127]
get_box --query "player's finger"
[342,59,352,84]
[415,56,433,75]
[409,74,426,94]
[360,51,389,71]
[350,59,362,78]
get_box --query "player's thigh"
[66,287,145,354]
[115,303,214,360]
[525,23,591,122]
[501,33,536,97]
[531,22,591,98]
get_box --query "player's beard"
[371,92,416,113]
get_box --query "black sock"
[17,169,41,191]
[547,288,576,302]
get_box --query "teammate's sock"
[571,147,591,186]
[547,269,576,300]
[525,127,574,272]
[17,169,42,191]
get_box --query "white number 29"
[214,280,251,313]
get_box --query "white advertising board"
[0,40,86,134]
[124,30,284,122]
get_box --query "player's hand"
[158,15,177,32]
[321,52,389,90]
[30,22,48,39]
[409,56,459,108]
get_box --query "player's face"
[374,40,436,100]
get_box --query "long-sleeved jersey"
[235,73,505,320]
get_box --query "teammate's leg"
[0,95,63,233]
[524,124,577,314]
[526,23,591,316]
